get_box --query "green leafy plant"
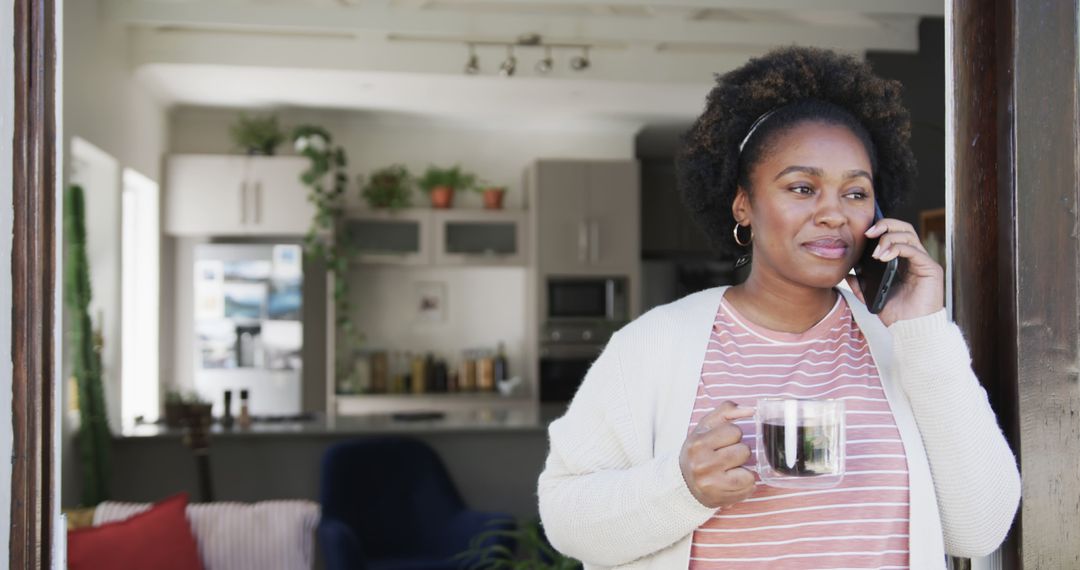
[417,165,477,193]
[291,125,363,379]
[64,184,112,506]
[361,165,414,210]
[229,112,286,156]
[455,519,581,570]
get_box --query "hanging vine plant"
[291,125,362,379]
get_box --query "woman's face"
[732,121,876,290]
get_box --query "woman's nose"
[814,196,847,228]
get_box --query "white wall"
[1,0,15,561]
[166,107,636,402]
[62,0,169,507]
[350,266,528,385]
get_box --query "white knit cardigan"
[537,286,1020,569]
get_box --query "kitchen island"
[112,407,563,521]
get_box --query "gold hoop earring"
[733,223,752,247]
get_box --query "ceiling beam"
[129,27,767,85]
[104,0,921,53]
[428,0,945,17]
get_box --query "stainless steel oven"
[546,276,628,322]
[539,342,605,403]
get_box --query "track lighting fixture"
[498,45,517,76]
[535,46,553,74]
[570,47,590,71]
[464,44,480,75]
[459,36,592,77]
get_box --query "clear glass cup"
[755,398,846,489]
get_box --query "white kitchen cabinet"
[247,157,315,236]
[164,154,314,236]
[532,160,640,274]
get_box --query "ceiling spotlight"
[499,45,517,77]
[535,46,553,74]
[570,47,590,71]
[464,44,480,75]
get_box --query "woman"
[537,47,1020,569]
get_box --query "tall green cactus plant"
[64,184,112,506]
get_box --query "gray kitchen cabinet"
[433,209,528,266]
[533,160,640,274]
[639,157,712,258]
[343,209,432,266]
[164,154,313,236]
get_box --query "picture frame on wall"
[414,281,447,324]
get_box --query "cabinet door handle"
[240,182,247,224]
[590,220,601,263]
[578,220,589,263]
[253,182,262,224]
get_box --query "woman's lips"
[802,239,849,260]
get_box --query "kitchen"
[59,0,947,565]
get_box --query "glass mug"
[755,398,846,489]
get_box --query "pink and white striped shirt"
[687,293,910,570]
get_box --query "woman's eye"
[845,189,870,199]
[790,185,814,195]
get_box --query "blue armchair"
[318,437,516,570]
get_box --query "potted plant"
[479,185,507,210]
[360,165,413,210]
[164,390,212,429]
[417,165,477,209]
[229,112,286,156]
[455,518,581,569]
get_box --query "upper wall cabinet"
[433,209,528,266]
[165,155,314,236]
[343,209,432,266]
[532,160,640,275]
[342,208,528,267]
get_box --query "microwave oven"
[545,276,629,322]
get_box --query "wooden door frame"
[10,0,57,567]
[953,0,1080,567]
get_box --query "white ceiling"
[108,0,944,126]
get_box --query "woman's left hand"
[845,218,945,327]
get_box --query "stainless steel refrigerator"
[193,243,303,417]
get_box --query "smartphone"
[854,201,904,314]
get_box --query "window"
[121,168,160,425]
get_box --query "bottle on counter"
[447,368,459,392]
[410,353,427,394]
[351,352,371,394]
[389,351,402,394]
[459,351,477,392]
[238,389,252,429]
[477,354,495,392]
[433,358,448,392]
[424,353,436,393]
[222,390,235,429]
[370,351,389,394]
[494,342,509,383]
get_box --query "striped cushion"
[94,500,320,570]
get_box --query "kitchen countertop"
[118,406,565,440]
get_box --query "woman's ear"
[732,186,752,225]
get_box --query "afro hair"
[676,46,917,258]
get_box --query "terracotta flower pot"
[429,186,455,209]
[482,187,506,210]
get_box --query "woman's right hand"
[680,400,757,509]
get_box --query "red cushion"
[67,493,203,570]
